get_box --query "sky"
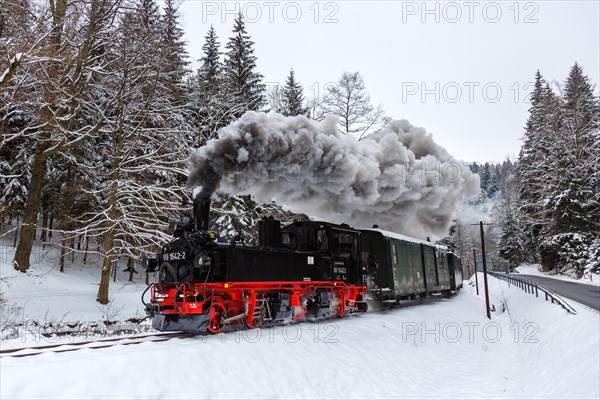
[176,0,600,163]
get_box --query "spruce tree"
[0,144,30,219]
[224,13,266,115]
[193,25,238,144]
[281,69,309,116]
[545,64,599,235]
[496,159,528,266]
[516,71,560,260]
[198,26,222,91]
[160,0,189,105]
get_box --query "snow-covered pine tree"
[160,0,190,107]
[538,64,600,276]
[548,63,599,234]
[0,144,30,220]
[516,71,563,261]
[211,193,255,243]
[281,69,309,117]
[192,25,241,145]
[496,159,528,267]
[223,13,266,115]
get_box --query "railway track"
[0,331,199,359]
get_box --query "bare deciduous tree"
[321,71,388,139]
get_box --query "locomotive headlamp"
[209,232,216,240]
[141,256,157,271]
[193,254,211,269]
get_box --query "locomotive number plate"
[164,252,186,261]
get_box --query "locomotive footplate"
[152,314,210,332]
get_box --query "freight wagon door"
[421,245,437,291]
[393,240,413,296]
[409,242,426,293]
[360,231,393,293]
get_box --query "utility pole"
[471,221,491,319]
[472,248,479,296]
[479,221,491,319]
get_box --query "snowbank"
[1,238,150,340]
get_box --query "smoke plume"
[188,111,479,239]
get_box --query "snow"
[0,53,23,83]
[0,238,149,341]
[516,264,600,286]
[360,227,434,246]
[1,234,599,399]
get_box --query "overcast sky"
[177,0,599,163]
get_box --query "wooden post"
[480,221,491,319]
[472,248,479,296]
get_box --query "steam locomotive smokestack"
[192,166,218,232]
[194,196,211,232]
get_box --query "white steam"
[188,111,479,239]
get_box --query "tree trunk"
[83,236,89,265]
[70,237,75,263]
[97,179,118,304]
[97,230,114,304]
[126,257,136,282]
[13,143,48,271]
[13,215,19,248]
[59,235,67,272]
[41,211,48,244]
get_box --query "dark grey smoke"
[191,165,220,199]
[188,112,479,239]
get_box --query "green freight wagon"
[360,228,452,304]
[447,252,463,290]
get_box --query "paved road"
[512,274,600,311]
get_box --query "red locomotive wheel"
[245,308,263,329]
[207,301,226,334]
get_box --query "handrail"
[487,271,577,314]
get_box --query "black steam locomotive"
[143,195,462,333]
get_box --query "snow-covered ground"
[516,264,600,286]
[0,237,150,339]
[1,233,599,399]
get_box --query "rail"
[487,271,577,314]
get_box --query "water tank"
[258,217,281,247]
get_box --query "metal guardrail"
[487,271,577,314]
